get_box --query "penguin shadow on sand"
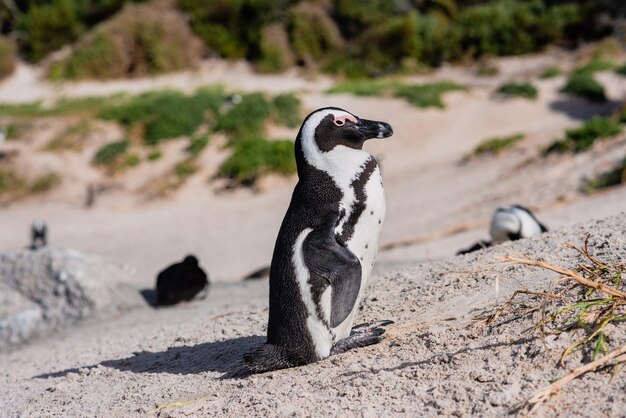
[34,335,264,380]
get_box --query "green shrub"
[540,66,562,79]
[573,57,615,75]
[186,134,210,156]
[99,88,225,144]
[0,169,24,194]
[214,93,272,141]
[256,23,294,73]
[565,116,622,152]
[50,1,204,80]
[30,172,61,193]
[393,81,466,108]
[289,2,344,68]
[219,138,295,185]
[124,153,141,167]
[545,116,622,155]
[326,79,395,96]
[0,36,16,79]
[147,150,162,161]
[19,0,84,62]
[586,158,626,192]
[328,79,465,108]
[496,82,538,99]
[174,158,198,178]
[473,134,524,156]
[271,93,302,128]
[615,63,626,76]
[93,139,130,165]
[562,72,606,102]
[543,139,573,155]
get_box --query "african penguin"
[490,204,548,244]
[30,220,47,250]
[155,255,209,306]
[244,107,394,374]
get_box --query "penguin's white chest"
[342,167,385,281]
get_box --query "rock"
[0,248,141,351]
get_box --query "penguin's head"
[298,107,393,153]
[183,255,199,265]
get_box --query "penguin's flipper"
[303,217,362,328]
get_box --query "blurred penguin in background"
[490,205,548,243]
[457,204,548,255]
[30,220,47,250]
[155,255,209,306]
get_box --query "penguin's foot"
[330,320,394,355]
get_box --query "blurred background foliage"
[0,0,622,80]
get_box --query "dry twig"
[497,255,626,300]
[524,344,626,415]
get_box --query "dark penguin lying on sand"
[155,255,209,306]
[244,107,394,374]
[457,204,548,255]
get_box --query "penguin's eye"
[333,119,345,127]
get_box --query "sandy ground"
[1,48,626,416]
[1,214,625,417]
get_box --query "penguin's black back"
[156,255,209,306]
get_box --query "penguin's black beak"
[357,118,393,141]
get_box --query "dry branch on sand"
[523,344,626,415]
[480,237,626,415]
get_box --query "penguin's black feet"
[330,320,394,355]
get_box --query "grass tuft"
[328,79,466,109]
[585,157,626,193]
[561,72,606,102]
[540,66,562,79]
[497,82,538,100]
[545,116,622,155]
[219,138,295,185]
[92,139,130,166]
[472,134,524,156]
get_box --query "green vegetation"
[30,172,62,193]
[496,82,538,100]
[19,0,84,62]
[328,79,466,109]
[0,168,25,194]
[147,150,162,161]
[45,120,92,151]
[174,158,198,178]
[545,116,623,155]
[0,168,61,197]
[92,139,130,166]
[99,88,225,145]
[573,57,615,75]
[49,1,204,80]
[186,134,210,157]
[540,66,562,79]
[124,153,140,167]
[0,96,115,118]
[271,94,302,128]
[561,57,614,102]
[472,134,524,156]
[0,36,16,79]
[561,72,606,102]
[394,82,466,108]
[0,0,617,78]
[586,157,626,192]
[615,63,626,76]
[219,138,295,185]
[215,93,271,140]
